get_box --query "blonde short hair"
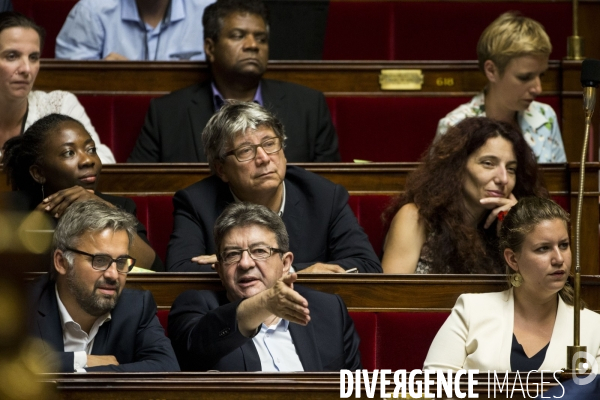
[477,12,552,74]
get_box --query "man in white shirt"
[168,202,362,371]
[29,200,179,372]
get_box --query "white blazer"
[424,289,600,372]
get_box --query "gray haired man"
[29,200,179,372]
[166,101,381,274]
[168,202,362,372]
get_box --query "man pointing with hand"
[168,202,362,372]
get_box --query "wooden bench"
[41,371,563,399]
[125,273,600,370]
[31,60,594,163]
[3,162,598,272]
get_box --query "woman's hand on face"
[481,193,517,230]
[39,186,110,219]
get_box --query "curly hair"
[2,114,83,199]
[382,117,548,274]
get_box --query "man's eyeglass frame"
[65,247,136,274]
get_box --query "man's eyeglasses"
[65,247,136,274]
[223,137,283,162]
[219,245,283,265]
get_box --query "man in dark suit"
[29,200,179,372]
[168,202,362,371]
[127,0,340,163]
[166,101,381,273]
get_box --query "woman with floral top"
[435,12,566,163]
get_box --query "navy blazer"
[168,285,362,371]
[127,79,340,163]
[29,274,179,372]
[165,165,382,273]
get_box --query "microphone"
[568,58,600,374]
[580,59,600,117]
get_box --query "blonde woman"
[436,12,566,163]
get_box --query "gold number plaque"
[379,69,424,90]
[436,77,455,86]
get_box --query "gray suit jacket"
[128,79,340,162]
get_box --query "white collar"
[55,285,111,331]
[230,181,286,217]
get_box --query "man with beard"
[28,200,179,372]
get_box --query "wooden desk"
[4,162,599,273]
[31,59,595,161]
[34,60,560,97]
[123,273,600,313]
[40,372,566,400]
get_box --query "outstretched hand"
[262,273,310,326]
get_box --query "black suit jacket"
[168,285,362,371]
[28,274,179,372]
[127,79,340,163]
[165,165,381,273]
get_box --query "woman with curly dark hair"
[382,117,547,274]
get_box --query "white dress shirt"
[252,318,304,372]
[55,287,111,372]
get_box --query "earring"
[510,272,523,288]
[41,184,45,201]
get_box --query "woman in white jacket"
[424,197,600,372]
[0,11,114,163]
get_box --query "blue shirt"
[55,0,211,61]
[211,81,264,111]
[252,318,304,372]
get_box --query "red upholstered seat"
[376,312,449,370]
[348,195,392,255]
[333,97,468,162]
[323,2,570,60]
[129,195,174,263]
[78,95,114,151]
[551,195,570,213]
[79,95,157,162]
[13,0,78,58]
[157,309,169,337]
[323,2,394,60]
[156,308,447,371]
[349,312,377,371]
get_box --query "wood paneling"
[41,372,563,400]
[118,273,600,312]
[33,60,560,96]
[4,163,598,273]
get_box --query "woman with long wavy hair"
[382,117,547,274]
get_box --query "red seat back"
[129,195,174,263]
[376,312,449,370]
[79,95,157,162]
[349,312,377,371]
[157,309,169,337]
[323,2,571,60]
[13,0,78,58]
